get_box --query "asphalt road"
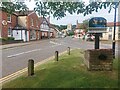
[1,36,118,78]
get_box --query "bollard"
[68,47,70,55]
[55,51,59,61]
[28,59,34,76]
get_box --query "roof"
[49,24,60,32]
[12,24,27,30]
[0,9,18,16]
[75,23,81,29]
[39,17,50,26]
[15,10,34,16]
[107,22,120,27]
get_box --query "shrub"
[0,37,7,41]
[7,37,15,41]
[0,37,15,41]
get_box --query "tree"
[0,2,28,14]
[59,25,67,30]
[82,19,89,32]
[34,2,49,18]
[34,1,119,19]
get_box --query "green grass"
[3,49,119,88]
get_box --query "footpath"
[0,39,56,50]
[0,42,31,50]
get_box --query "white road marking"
[7,49,42,58]
[50,41,61,45]
[7,41,61,58]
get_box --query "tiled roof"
[39,17,50,26]
[107,22,120,27]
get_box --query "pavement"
[0,39,56,50]
[0,42,31,50]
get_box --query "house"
[0,10,17,38]
[74,20,85,38]
[39,17,57,39]
[101,22,120,41]
[49,24,60,38]
[0,10,58,41]
[12,11,40,41]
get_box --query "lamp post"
[112,1,119,58]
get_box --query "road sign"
[88,17,107,33]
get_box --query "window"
[8,28,12,35]
[7,14,11,22]
[109,27,112,32]
[31,18,34,26]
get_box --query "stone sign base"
[84,49,113,71]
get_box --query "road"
[1,36,118,78]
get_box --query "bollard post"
[68,47,70,55]
[55,51,59,61]
[28,59,34,76]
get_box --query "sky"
[25,0,119,25]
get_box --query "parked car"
[85,34,95,41]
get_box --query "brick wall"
[84,49,113,70]
[27,12,39,30]
[27,12,39,40]
[0,11,17,38]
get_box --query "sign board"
[88,17,107,33]
[2,20,7,26]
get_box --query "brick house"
[0,10,58,41]
[74,20,85,38]
[0,10,17,38]
[12,11,40,41]
[101,22,120,41]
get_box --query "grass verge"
[2,49,119,88]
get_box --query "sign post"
[88,17,107,49]
[84,17,113,71]
[95,33,100,49]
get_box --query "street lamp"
[112,1,119,58]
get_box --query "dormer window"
[7,14,11,22]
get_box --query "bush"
[0,37,15,41]
[7,37,15,41]
[0,37,7,41]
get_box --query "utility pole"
[112,1,119,58]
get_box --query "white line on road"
[7,49,42,58]
[7,41,61,58]
[50,41,61,45]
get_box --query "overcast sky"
[25,0,119,25]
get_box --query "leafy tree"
[34,2,49,18]
[67,30,74,36]
[34,1,119,19]
[82,19,89,32]
[59,25,67,30]
[0,2,28,14]
[72,25,76,30]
